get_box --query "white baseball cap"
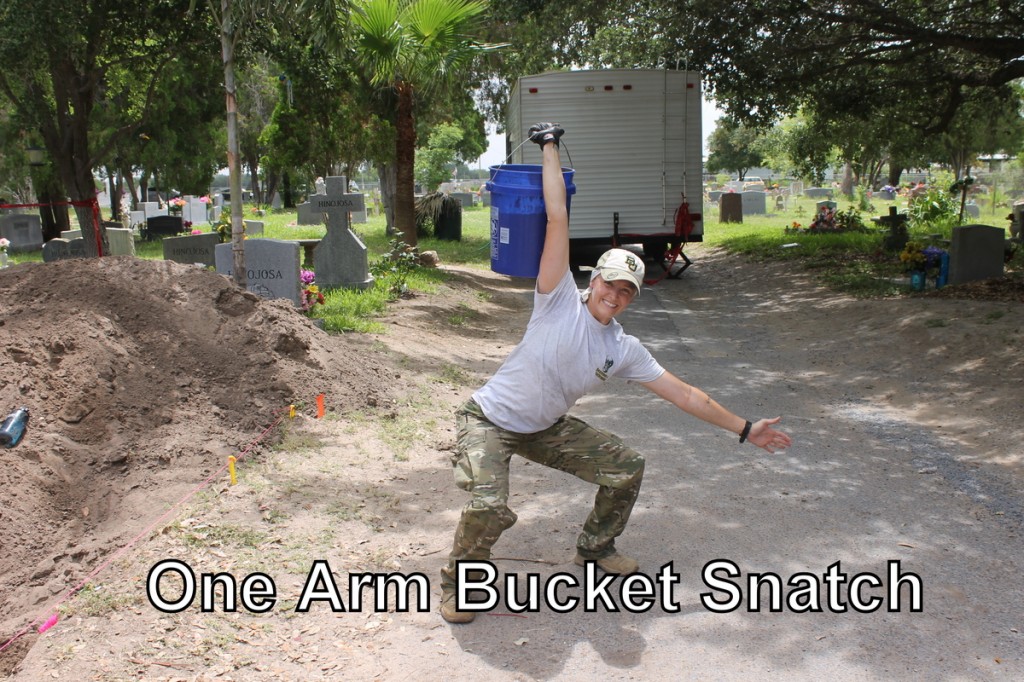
[591,248,644,296]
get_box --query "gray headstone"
[964,202,980,219]
[296,201,319,225]
[312,176,372,290]
[129,211,146,229]
[243,220,264,236]
[804,187,834,199]
[876,190,896,201]
[42,238,70,262]
[183,197,208,225]
[790,181,804,196]
[271,192,282,210]
[164,233,220,267]
[0,214,43,253]
[139,201,162,218]
[708,190,722,202]
[816,200,838,212]
[211,206,222,223]
[66,238,86,259]
[215,239,301,305]
[451,192,474,209]
[949,224,1005,286]
[61,229,83,240]
[741,191,766,215]
[106,227,136,256]
[480,190,491,207]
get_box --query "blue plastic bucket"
[486,164,576,277]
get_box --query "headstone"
[876,190,896,201]
[741,191,766,215]
[61,229,83,240]
[948,225,1005,286]
[0,214,43,253]
[1011,202,1024,239]
[183,197,208,225]
[790,181,804,196]
[66,238,86,259]
[42,238,70,262]
[211,206,222,223]
[215,239,301,305]
[480,190,491,207]
[351,209,367,224]
[271,192,282,210]
[816,200,838,212]
[145,215,184,240]
[719,193,742,223]
[964,202,980,219]
[244,220,264,236]
[129,211,146,229]
[296,202,318,225]
[139,201,162,218]
[451,192,474,209]
[163,233,220,267]
[312,175,372,290]
[708,190,722,202]
[106,227,136,256]
[804,187,833,199]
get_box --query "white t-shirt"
[473,269,665,433]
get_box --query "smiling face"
[586,274,638,324]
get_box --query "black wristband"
[739,420,752,443]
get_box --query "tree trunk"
[376,161,396,236]
[840,161,855,198]
[247,156,262,206]
[394,82,417,248]
[222,0,246,287]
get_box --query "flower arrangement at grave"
[0,237,9,253]
[899,241,927,272]
[168,197,186,215]
[299,269,325,315]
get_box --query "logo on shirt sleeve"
[595,357,614,381]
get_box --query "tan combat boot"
[574,552,639,575]
[439,588,477,624]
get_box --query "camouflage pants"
[441,400,645,590]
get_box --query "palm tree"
[350,0,501,248]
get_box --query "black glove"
[528,122,564,147]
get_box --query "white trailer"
[507,68,704,267]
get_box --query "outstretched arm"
[534,130,569,294]
[642,371,793,454]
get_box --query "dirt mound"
[0,257,396,664]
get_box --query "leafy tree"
[193,0,344,285]
[415,123,466,190]
[0,0,211,256]
[349,0,503,248]
[705,118,765,180]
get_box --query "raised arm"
[530,123,568,294]
[642,370,793,454]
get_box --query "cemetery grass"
[702,195,1023,299]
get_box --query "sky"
[472,96,723,170]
